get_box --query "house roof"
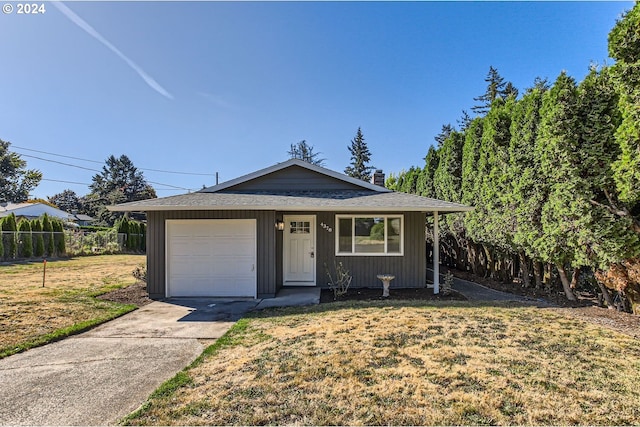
[0,202,73,220]
[110,159,472,213]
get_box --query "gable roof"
[0,202,74,221]
[200,159,391,193]
[110,159,472,213]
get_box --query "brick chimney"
[371,169,385,187]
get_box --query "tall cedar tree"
[417,146,439,198]
[609,4,640,205]
[535,72,581,301]
[287,140,326,166]
[507,81,548,288]
[1,213,17,259]
[344,128,375,181]
[31,219,44,257]
[41,214,55,257]
[18,219,32,258]
[0,139,42,203]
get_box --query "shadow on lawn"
[249,297,545,320]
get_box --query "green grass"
[122,301,640,425]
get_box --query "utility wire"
[13,146,216,176]
[41,178,188,191]
[21,153,194,191]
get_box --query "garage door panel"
[167,219,256,298]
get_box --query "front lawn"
[0,254,146,358]
[124,301,640,425]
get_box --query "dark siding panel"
[224,166,365,192]
[315,211,426,289]
[146,210,276,299]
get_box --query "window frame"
[335,214,404,256]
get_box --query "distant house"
[0,202,95,226]
[111,159,471,299]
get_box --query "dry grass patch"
[125,301,640,426]
[0,254,145,357]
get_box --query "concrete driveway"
[0,299,259,426]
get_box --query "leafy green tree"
[0,140,42,203]
[48,189,83,214]
[17,219,32,258]
[1,213,17,259]
[30,219,44,257]
[287,140,326,166]
[87,155,156,226]
[344,127,375,181]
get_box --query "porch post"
[433,211,440,294]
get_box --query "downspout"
[433,211,440,294]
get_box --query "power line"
[41,178,189,192]
[13,146,216,176]
[21,153,194,191]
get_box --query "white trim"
[199,159,391,193]
[433,212,440,294]
[165,219,257,298]
[111,204,472,213]
[335,214,404,256]
[283,214,317,286]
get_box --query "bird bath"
[377,274,395,297]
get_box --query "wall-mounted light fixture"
[275,220,285,231]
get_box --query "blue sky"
[0,1,633,200]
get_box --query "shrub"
[31,219,45,257]
[2,213,18,259]
[132,264,147,283]
[41,214,55,257]
[325,261,353,300]
[17,219,32,258]
[52,219,65,256]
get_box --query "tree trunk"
[596,280,614,309]
[519,251,531,288]
[556,263,577,301]
[570,267,581,289]
[533,261,543,289]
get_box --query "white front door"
[283,215,316,286]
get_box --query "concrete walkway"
[0,289,321,426]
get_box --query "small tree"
[325,261,353,300]
[17,219,32,258]
[31,218,44,257]
[1,213,18,259]
[116,217,130,251]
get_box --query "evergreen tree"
[434,124,454,147]
[31,219,44,257]
[507,80,548,288]
[1,214,17,259]
[48,189,83,214]
[287,140,326,166]
[609,4,640,205]
[87,155,156,226]
[18,219,32,258]
[472,66,509,115]
[52,219,65,256]
[417,146,439,198]
[344,127,375,181]
[41,214,54,257]
[535,72,582,300]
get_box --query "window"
[336,215,403,255]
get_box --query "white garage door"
[166,219,257,298]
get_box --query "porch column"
[433,211,440,294]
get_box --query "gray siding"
[223,165,365,192]
[146,210,276,299]
[277,211,426,289]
